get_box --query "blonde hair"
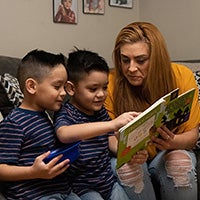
[113,22,176,116]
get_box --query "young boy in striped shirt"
[54,48,146,200]
[0,49,81,200]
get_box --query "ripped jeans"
[111,149,197,200]
[111,158,156,200]
[149,150,197,200]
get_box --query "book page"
[127,115,155,148]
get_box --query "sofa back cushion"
[0,81,14,118]
[0,55,20,76]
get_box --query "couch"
[0,55,199,199]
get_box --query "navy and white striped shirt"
[54,103,116,200]
[0,108,71,200]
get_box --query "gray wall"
[0,0,139,67]
[0,0,199,66]
[140,0,200,61]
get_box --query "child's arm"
[0,151,69,181]
[56,111,139,143]
[108,134,118,156]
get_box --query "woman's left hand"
[151,126,175,150]
[151,125,199,150]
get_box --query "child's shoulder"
[1,108,48,126]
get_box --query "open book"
[116,88,195,169]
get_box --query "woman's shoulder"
[171,62,197,93]
[171,62,194,76]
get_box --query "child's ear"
[25,78,37,94]
[66,81,75,96]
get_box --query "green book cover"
[116,88,195,169]
[162,88,195,131]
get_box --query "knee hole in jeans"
[165,150,192,188]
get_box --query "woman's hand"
[151,126,175,150]
[151,125,199,150]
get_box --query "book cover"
[116,88,195,169]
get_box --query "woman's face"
[120,41,150,86]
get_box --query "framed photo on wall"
[109,0,133,9]
[53,0,78,24]
[83,0,105,14]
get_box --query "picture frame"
[109,0,133,9]
[53,0,78,24]
[83,0,105,15]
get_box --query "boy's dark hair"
[67,48,109,84]
[17,49,67,92]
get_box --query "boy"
[0,49,81,200]
[54,48,141,200]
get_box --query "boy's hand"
[116,150,147,190]
[130,150,148,164]
[31,151,70,179]
[112,111,140,131]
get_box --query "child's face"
[70,71,108,115]
[34,64,67,111]
[63,0,72,9]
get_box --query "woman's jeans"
[111,149,197,200]
[111,157,156,200]
[149,150,197,200]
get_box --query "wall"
[0,0,139,67]
[1,0,199,64]
[139,0,200,61]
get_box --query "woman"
[104,22,200,200]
